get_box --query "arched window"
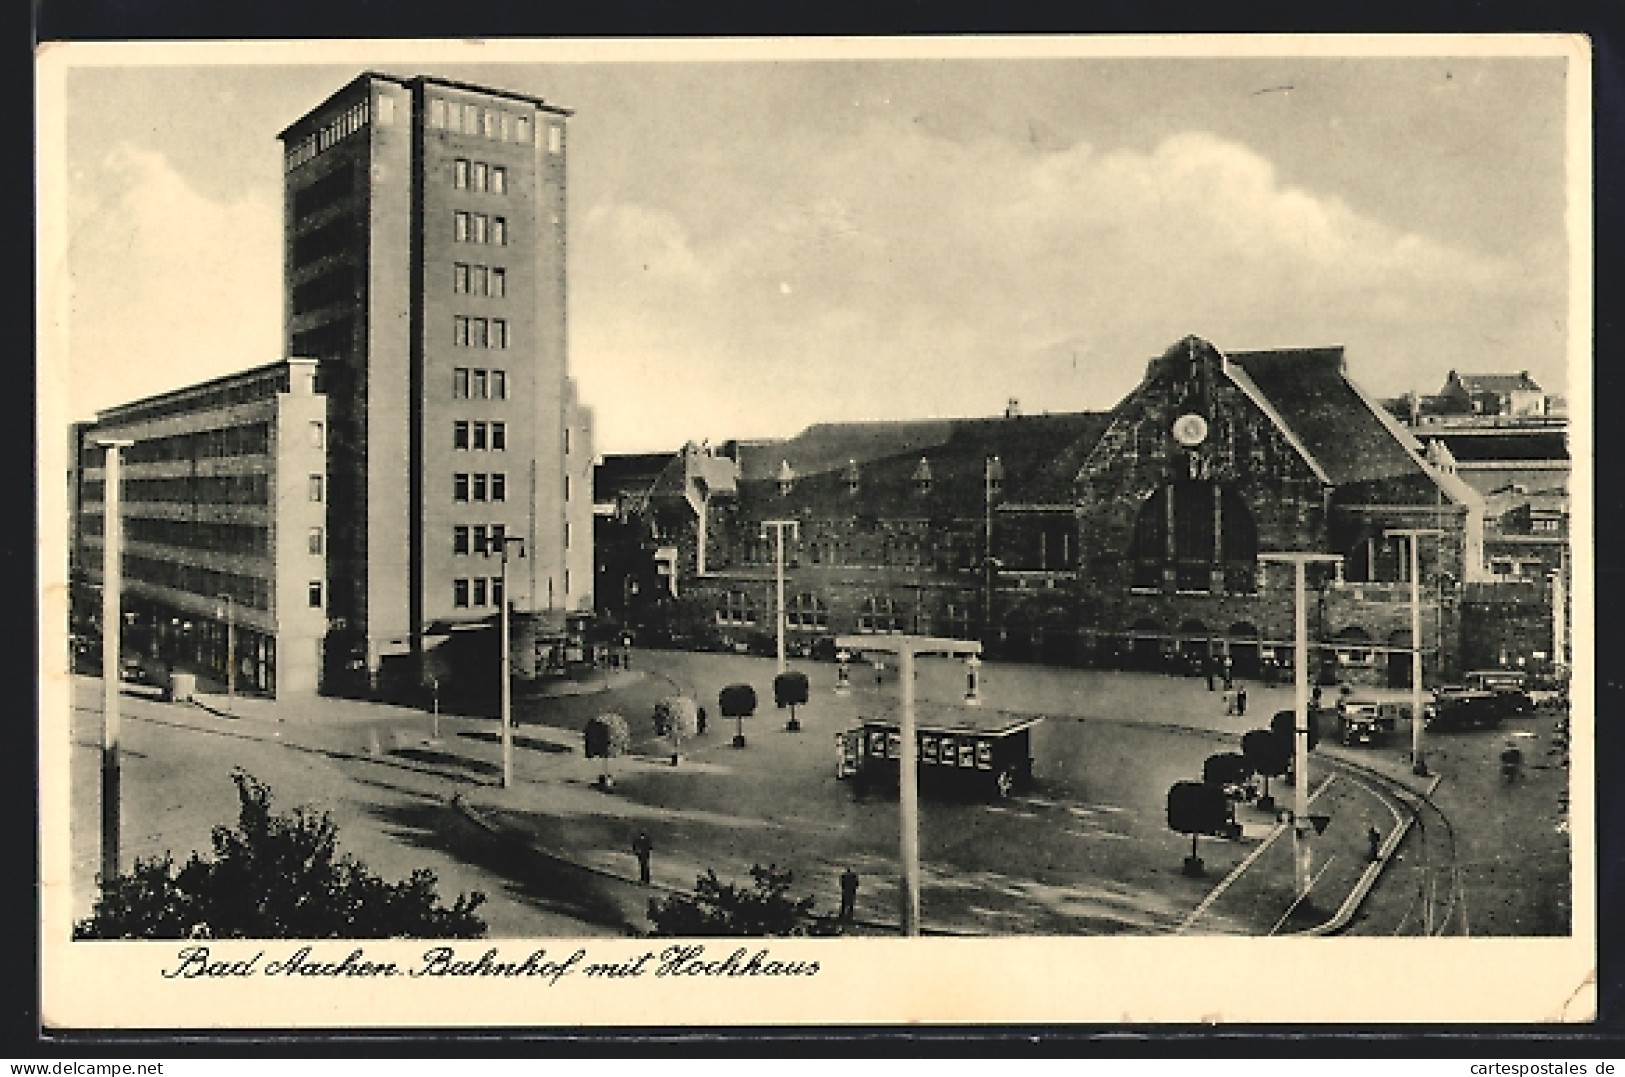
[1130,480,1258,594]
[717,590,756,627]
[786,592,827,629]
[857,595,902,634]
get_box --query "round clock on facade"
[1172,413,1209,447]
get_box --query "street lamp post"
[97,437,133,885]
[761,520,799,673]
[494,535,527,790]
[983,456,1003,642]
[1258,552,1342,901]
[836,633,982,937]
[1386,528,1441,777]
[216,593,235,716]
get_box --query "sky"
[52,43,1579,453]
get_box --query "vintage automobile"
[836,702,1043,800]
[1462,669,1534,717]
[1336,695,1396,747]
[1425,686,1503,731]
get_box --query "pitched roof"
[734,419,957,483]
[1222,346,1428,487]
[1455,371,1543,394]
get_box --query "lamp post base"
[732,734,747,749]
[1182,855,1205,878]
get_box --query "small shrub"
[647,863,840,937]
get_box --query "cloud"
[572,121,1553,451]
[67,145,282,419]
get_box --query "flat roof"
[856,702,1045,738]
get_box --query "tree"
[773,670,810,732]
[584,712,632,789]
[75,770,486,939]
[1241,727,1289,810]
[1167,779,1233,876]
[719,683,757,748]
[646,863,840,937]
[1202,751,1252,790]
[1271,708,1321,751]
[653,696,699,765]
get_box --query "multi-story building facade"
[609,336,1492,686]
[74,360,329,696]
[278,73,592,693]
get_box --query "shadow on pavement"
[363,794,641,936]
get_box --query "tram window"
[976,741,993,769]
[869,732,886,758]
[937,736,955,764]
[921,736,937,764]
[958,743,976,768]
[886,733,902,759]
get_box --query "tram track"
[1318,751,1468,936]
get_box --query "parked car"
[1426,687,1502,731]
[1462,669,1533,717]
[1336,695,1396,747]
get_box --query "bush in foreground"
[647,863,840,937]
[75,769,486,939]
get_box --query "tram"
[836,702,1042,799]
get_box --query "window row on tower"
[454,263,506,297]
[452,576,505,609]
[454,212,507,245]
[453,367,508,399]
[453,472,507,503]
[453,158,507,194]
[430,98,532,146]
[453,522,509,555]
[454,420,507,451]
[454,316,508,349]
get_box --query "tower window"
[491,422,506,451]
[454,158,469,189]
[473,474,488,502]
[491,166,507,194]
[454,579,469,607]
[454,421,469,450]
[453,367,470,398]
[491,370,507,399]
[491,473,506,502]
[454,263,470,293]
[471,161,488,192]
[491,267,505,297]
[472,422,487,451]
[491,217,507,245]
[454,211,469,243]
[308,582,323,609]
[454,526,469,554]
[454,473,469,502]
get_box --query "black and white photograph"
[37,36,1593,1027]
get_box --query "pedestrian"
[1311,685,1323,713]
[839,866,859,922]
[696,707,708,735]
[1222,688,1235,716]
[1367,826,1383,862]
[1222,655,1234,691]
[1235,686,1248,717]
[1204,657,1215,693]
[632,831,653,885]
[1501,742,1523,784]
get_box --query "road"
[62,651,1571,937]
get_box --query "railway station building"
[607,335,1491,686]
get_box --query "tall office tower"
[280,73,593,693]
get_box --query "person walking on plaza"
[632,831,653,885]
[1204,656,1215,692]
[1222,688,1234,716]
[839,867,860,923]
[1368,826,1383,862]
[1222,654,1234,691]
[1235,685,1248,717]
